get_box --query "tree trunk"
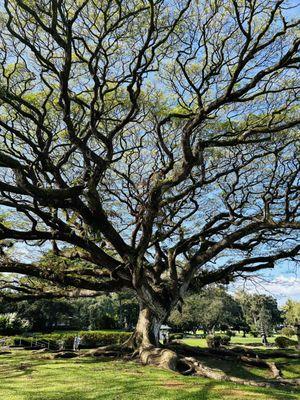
[121,302,183,371]
[126,303,164,349]
[260,324,268,346]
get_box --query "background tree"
[16,299,75,332]
[169,287,243,334]
[0,0,299,370]
[282,300,300,348]
[75,292,138,330]
[0,291,138,332]
[236,292,281,344]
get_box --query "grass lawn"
[182,336,278,347]
[182,333,299,348]
[0,349,299,400]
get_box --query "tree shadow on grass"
[14,369,299,400]
[1,351,299,400]
[198,355,270,380]
[17,382,299,400]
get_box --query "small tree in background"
[236,291,281,344]
[283,300,300,349]
[258,306,273,345]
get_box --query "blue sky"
[234,0,300,307]
[285,0,300,18]
[258,0,299,306]
[230,260,300,306]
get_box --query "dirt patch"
[220,389,266,399]
[126,370,144,376]
[17,363,31,371]
[162,380,188,388]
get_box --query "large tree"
[0,0,299,371]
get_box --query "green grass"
[182,338,207,347]
[0,349,299,400]
[182,333,299,348]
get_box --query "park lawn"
[182,337,208,347]
[0,350,299,400]
[182,334,288,348]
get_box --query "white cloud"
[231,275,300,305]
[257,275,300,297]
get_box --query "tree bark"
[126,303,164,349]
[120,301,184,371]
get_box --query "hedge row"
[13,331,132,349]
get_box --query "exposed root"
[189,357,295,388]
[165,342,300,387]
[134,345,296,388]
[52,351,78,359]
[84,344,131,358]
[139,346,178,371]
[239,357,282,379]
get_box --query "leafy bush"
[206,334,231,348]
[275,336,297,349]
[250,330,259,337]
[225,330,235,337]
[279,327,295,338]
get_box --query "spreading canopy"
[0,0,299,314]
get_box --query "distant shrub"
[206,334,231,348]
[0,336,14,346]
[220,334,231,346]
[225,330,235,337]
[0,313,30,335]
[14,331,132,349]
[206,335,220,348]
[279,327,295,338]
[250,330,259,338]
[169,333,183,341]
[275,336,297,349]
